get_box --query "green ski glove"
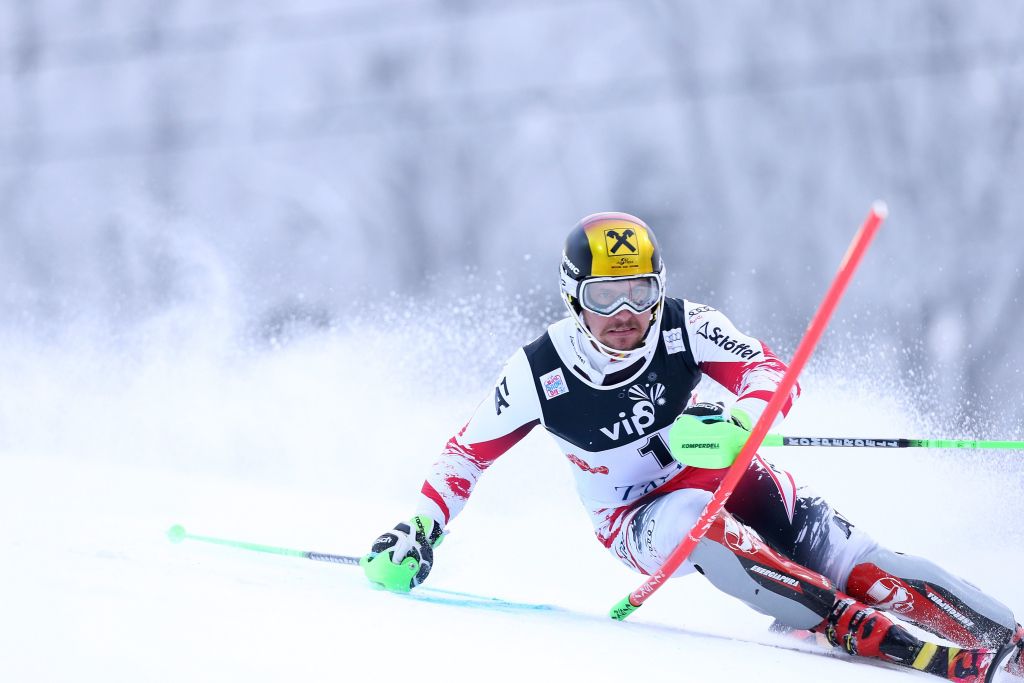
[668,402,753,469]
[360,515,445,593]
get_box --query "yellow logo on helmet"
[584,221,655,276]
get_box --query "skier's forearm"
[417,419,539,527]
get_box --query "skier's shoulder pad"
[677,299,718,326]
[681,300,766,363]
[462,344,541,439]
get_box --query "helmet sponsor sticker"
[561,252,581,275]
[585,222,655,276]
[605,228,638,255]
[540,368,570,399]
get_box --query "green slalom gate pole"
[166,524,360,566]
[761,435,1024,450]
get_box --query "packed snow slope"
[1,308,1022,683]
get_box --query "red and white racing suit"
[414,297,1018,658]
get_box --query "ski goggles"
[578,275,662,316]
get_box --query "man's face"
[582,308,653,351]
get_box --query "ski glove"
[668,402,753,469]
[360,515,445,593]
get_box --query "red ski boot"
[819,597,1002,682]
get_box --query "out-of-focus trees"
[1,0,1022,426]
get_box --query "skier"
[361,212,1023,682]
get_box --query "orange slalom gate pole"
[610,201,889,620]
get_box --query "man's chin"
[601,333,642,351]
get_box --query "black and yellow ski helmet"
[559,212,666,358]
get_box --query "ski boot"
[819,597,1003,682]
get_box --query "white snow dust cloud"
[0,295,1020,682]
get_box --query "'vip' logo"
[600,383,665,441]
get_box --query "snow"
[1,314,1021,682]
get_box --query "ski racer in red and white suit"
[418,301,798,564]
[363,213,1023,682]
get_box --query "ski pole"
[762,435,1024,450]
[166,524,360,565]
[166,524,558,611]
[610,201,886,621]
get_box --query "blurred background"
[2,0,1023,430]
[3,8,1024,677]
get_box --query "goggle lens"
[580,276,661,316]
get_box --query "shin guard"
[846,559,1016,649]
